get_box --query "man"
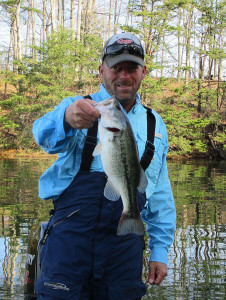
[33,32,176,300]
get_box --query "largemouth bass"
[93,97,148,235]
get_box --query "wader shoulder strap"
[80,95,98,171]
[140,106,156,171]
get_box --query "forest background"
[0,0,225,159]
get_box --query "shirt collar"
[99,84,111,99]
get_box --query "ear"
[142,65,147,80]
[99,64,104,79]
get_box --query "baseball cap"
[102,32,145,68]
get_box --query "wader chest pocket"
[42,209,80,244]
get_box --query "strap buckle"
[140,141,155,171]
[85,135,97,146]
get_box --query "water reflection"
[0,158,53,299]
[0,158,225,299]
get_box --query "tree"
[58,0,64,29]
[31,0,36,59]
[51,0,57,31]
[77,0,82,41]
[71,0,76,38]
[42,0,46,44]
[0,0,22,71]
[184,4,194,84]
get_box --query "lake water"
[0,157,225,299]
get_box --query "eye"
[112,64,120,70]
[128,64,139,72]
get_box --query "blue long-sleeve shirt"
[33,84,176,265]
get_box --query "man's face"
[99,61,146,111]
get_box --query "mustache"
[115,81,133,86]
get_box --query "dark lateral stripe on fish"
[117,213,145,236]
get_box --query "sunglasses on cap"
[103,43,144,60]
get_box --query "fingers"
[148,261,167,285]
[65,99,101,129]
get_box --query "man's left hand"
[148,261,167,285]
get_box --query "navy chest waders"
[35,96,156,300]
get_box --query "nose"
[118,67,131,78]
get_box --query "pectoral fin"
[137,166,148,193]
[104,180,121,201]
[93,142,102,156]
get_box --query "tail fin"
[117,213,145,236]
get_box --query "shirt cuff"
[56,106,76,139]
[149,247,168,265]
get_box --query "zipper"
[41,209,80,244]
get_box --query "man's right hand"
[65,99,101,129]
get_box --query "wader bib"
[35,170,147,300]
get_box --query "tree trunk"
[4,40,12,99]
[185,8,193,85]
[51,0,57,32]
[15,0,22,61]
[58,0,64,28]
[42,0,46,44]
[113,0,118,34]
[198,28,206,81]
[108,0,113,39]
[31,0,36,59]
[77,0,82,41]
[115,0,122,34]
[25,0,31,57]
[142,0,149,55]
[103,0,107,41]
[84,0,92,34]
[71,0,76,38]
[161,36,165,77]
[177,7,182,81]
[46,13,52,39]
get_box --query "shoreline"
[0,149,210,161]
[0,149,57,159]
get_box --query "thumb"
[149,263,156,284]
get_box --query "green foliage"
[163,102,224,155]
[160,104,197,154]
[0,28,103,150]
[1,94,26,108]
[214,132,226,151]
[141,77,225,156]
[0,27,225,158]
[7,28,102,104]
[196,85,223,115]
[141,75,172,95]
[0,112,19,148]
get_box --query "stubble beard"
[106,83,141,108]
[115,93,136,106]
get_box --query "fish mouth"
[106,127,121,133]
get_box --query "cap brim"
[104,54,144,68]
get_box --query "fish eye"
[102,100,112,106]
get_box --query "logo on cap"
[116,39,133,45]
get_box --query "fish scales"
[93,97,148,235]
[108,129,138,212]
